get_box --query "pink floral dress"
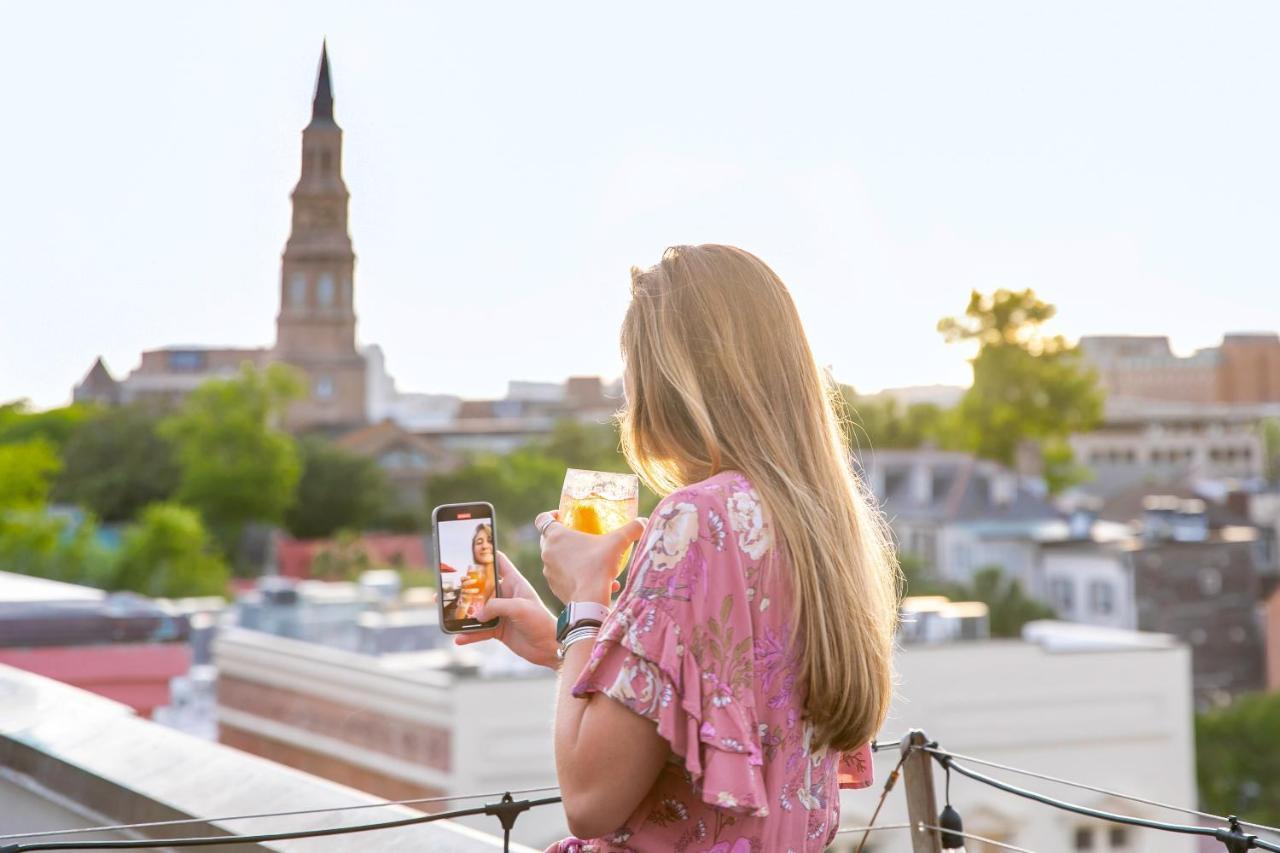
[548,471,873,853]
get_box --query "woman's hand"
[454,551,558,669]
[536,511,647,605]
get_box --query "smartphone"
[432,502,501,634]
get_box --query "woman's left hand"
[536,511,647,605]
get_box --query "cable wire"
[833,822,911,836]
[921,745,1280,836]
[936,754,1280,853]
[919,823,1039,853]
[0,796,563,852]
[854,748,910,853]
[0,786,561,842]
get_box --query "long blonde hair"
[619,244,899,751]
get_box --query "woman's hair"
[619,244,900,751]
[472,523,493,561]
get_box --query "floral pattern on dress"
[548,471,873,853]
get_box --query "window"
[1050,577,1075,614]
[317,273,335,308]
[1074,826,1095,850]
[1088,580,1114,615]
[1198,568,1223,596]
[314,375,335,400]
[1108,826,1130,849]
[289,273,307,307]
[167,350,206,372]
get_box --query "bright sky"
[3,2,1279,410]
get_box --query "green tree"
[965,565,1056,638]
[939,289,1104,492]
[1197,691,1280,828]
[285,438,396,539]
[0,401,93,450]
[53,404,180,521]
[110,503,230,598]
[0,509,112,587]
[1262,418,1280,486]
[160,364,303,559]
[840,388,949,450]
[0,440,61,509]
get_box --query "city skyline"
[3,1,1280,410]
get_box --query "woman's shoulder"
[653,470,774,564]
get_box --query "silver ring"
[537,517,559,536]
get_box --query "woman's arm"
[553,639,669,839]
[538,514,669,839]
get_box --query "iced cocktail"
[558,468,640,576]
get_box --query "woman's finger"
[608,517,648,546]
[454,630,498,646]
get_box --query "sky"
[2,1,1279,409]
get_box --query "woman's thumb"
[611,517,647,545]
[476,597,519,622]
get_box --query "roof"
[310,41,336,126]
[1099,482,1252,527]
[334,419,450,461]
[864,449,1060,526]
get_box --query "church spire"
[310,41,335,125]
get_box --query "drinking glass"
[558,468,640,576]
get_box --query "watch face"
[556,606,571,641]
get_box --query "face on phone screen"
[434,503,499,633]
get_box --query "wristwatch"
[555,601,610,642]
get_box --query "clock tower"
[275,43,367,431]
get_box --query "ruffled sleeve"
[838,743,874,789]
[571,492,770,817]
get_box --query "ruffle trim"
[572,596,770,817]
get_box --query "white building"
[215,619,1202,852]
[835,622,1199,853]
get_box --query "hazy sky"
[3,2,1279,409]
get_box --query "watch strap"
[556,601,611,641]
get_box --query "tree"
[938,289,1104,492]
[110,503,230,598]
[1196,691,1280,828]
[160,364,303,559]
[964,566,1056,638]
[53,404,180,522]
[0,440,61,509]
[285,438,396,539]
[0,509,112,587]
[0,401,93,451]
[840,388,949,451]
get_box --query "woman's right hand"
[454,551,559,669]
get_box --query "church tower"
[275,43,367,431]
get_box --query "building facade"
[1079,332,1280,405]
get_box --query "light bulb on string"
[939,760,966,851]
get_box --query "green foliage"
[0,440,62,509]
[1262,418,1280,486]
[110,503,230,598]
[901,559,1055,638]
[285,438,396,539]
[0,509,113,587]
[309,530,373,581]
[938,289,1104,492]
[53,404,180,522]
[160,364,303,554]
[0,401,93,450]
[965,566,1056,638]
[1196,691,1280,828]
[841,388,950,451]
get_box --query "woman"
[452,522,496,621]
[458,245,900,851]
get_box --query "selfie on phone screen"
[437,512,498,630]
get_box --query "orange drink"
[558,468,640,576]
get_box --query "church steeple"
[310,41,335,126]
[275,41,366,431]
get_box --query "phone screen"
[434,502,500,633]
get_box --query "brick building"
[1079,332,1280,405]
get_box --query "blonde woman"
[457,245,900,851]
